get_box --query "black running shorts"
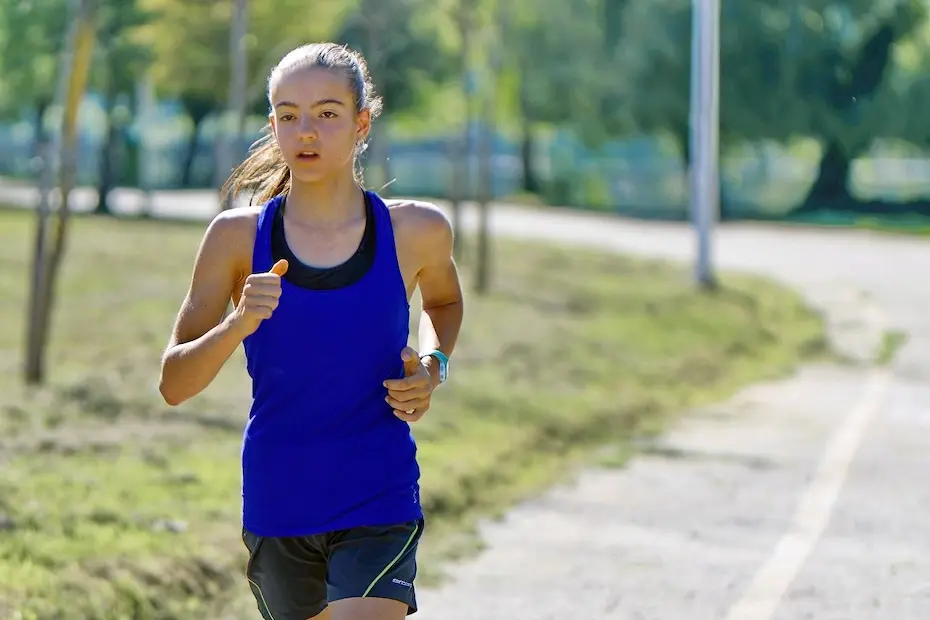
[242,518,424,619]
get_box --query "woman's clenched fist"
[230,259,288,337]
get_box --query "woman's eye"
[279,114,295,121]
[320,111,337,119]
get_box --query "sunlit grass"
[0,208,825,619]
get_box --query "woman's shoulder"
[383,198,454,257]
[198,205,264,270]
[384,198,451,233]
[206,204,264,239]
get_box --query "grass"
[782,210,930,237]
[848,216,930,237]
[0,208,827,619]
[876,329,909,365]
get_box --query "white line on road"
[721,367,892,620]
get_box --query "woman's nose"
[297,117,318,139]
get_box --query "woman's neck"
[285,172,365,225]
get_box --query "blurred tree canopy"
[615,0,929,212]
[0,0,70,139]
[3,0,930,213]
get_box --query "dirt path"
[416,304,892,619]
[413,206,930,619]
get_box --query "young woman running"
[158,42,464,620]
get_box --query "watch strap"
[420,349,449,384]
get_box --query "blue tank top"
[240,192,422,537]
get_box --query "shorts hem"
[326,592,418,616]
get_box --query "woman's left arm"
[384,202,464,421]
[412,204,464,386]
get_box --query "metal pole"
[689,0,720,289]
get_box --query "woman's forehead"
[270,66,352,105]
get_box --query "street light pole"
[689,0,720,289]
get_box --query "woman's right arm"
[158,211,253,406]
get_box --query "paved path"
[4,181,930,619]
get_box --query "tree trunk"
[360,6,394,195]
[24,0,98,385]
[222,0,249,210]
[24,144,54,385]
[179,95,216,188]
[24,101,54,383]
[367,128,392,195]
[515,53,541,197]
[474,121,492,294]
[180,117,205,187]
[475,3,504,295]
[446,134,465,260]
[791,23,896,215]
[95,75,118,215]
[520,120,540,194]
[378,130,393,196]
[449,0,474,262]
[797,141,854,211]
[33,101,49,157]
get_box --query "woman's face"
[269,66,370,184]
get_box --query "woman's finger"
[386,395,428,411]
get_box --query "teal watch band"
[421,349,449,384]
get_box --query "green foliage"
[505,0,607,141]
[0,0,69,118]
[93,0,153,98]
[6,0,930,209]
[614,0,928,154]
[134,0,229,115]
[136,0,355,120]
[334,0,457,116]
[0,0,151,127]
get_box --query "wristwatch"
[420,349,450,385]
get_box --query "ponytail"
[221,123,290,206]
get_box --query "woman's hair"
[221,42,383,205]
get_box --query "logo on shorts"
[392,578,413,588]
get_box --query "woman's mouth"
[296,151,319,161]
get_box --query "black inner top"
[271,193,376,290]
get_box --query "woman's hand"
[383,346,435,422]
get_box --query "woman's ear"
[356,108,372,144]
[268,113,278,139]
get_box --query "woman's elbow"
[158,374,187,406]
[158,356,188,406]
